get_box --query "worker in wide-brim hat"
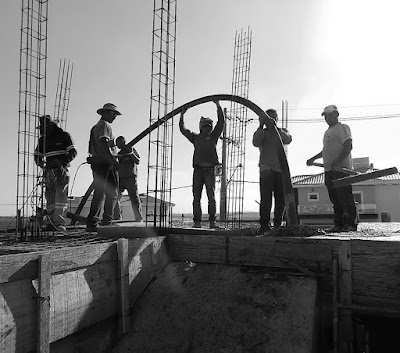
[86,103,122,232]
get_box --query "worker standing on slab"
[253,109,292,234]
[34,115,77,232]
[306,105,357,232]
[179,98,224,229]
[86,103,120,232]
[113,136,143,222]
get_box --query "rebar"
[146,0,177,227]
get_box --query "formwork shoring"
[224,28,252,228]
[54,58,73,130]
[146,0,177,227]
[17,0,48,239]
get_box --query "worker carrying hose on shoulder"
[179,98,224,229]
[252,108,292,235]
[34,115,77,232]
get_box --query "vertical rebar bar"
[146,0,177,227]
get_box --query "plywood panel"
[167,234,227,264]
[0,279,37,353]
[351,240,400,300]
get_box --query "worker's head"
[199,116,213,134]
[116,136,126,149]
[265,109,278,123]
[321,105,339,126]
[37,115,57,135]
[97,103,121,123]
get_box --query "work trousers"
[259,169,285,228]
[87,164,119,227]
[192,166,216,222]
[44,167,69,227]
[325,171,357,227]
[113,176,143,221]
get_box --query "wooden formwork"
[1,228,400,352]
[0,236,169,353]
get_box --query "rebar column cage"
[146,0,177,227]
[54,58,73,130]
[224,28,252,229]
[17,0,48,239]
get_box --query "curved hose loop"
[74,95,298,225]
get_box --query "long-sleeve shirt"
[34,128,77,168]
[179,105,224,167]
[252,126,292,173]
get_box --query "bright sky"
[1,0,400,216]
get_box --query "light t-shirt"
[88,119,117,163]
[322,122,353,171]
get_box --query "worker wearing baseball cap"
[306,104,357,232]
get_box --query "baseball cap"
[321,105,338,116]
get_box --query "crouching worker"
[179,98,224,228]
[113,136,143,221]
[34,115,77,232]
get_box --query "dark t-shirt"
[117,146,139,178]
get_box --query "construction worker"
[113,136,143,222]
[252,108,292,234]
[34,115,77,232]
[306,104,357,232]
[179,98,224,229]
[86,103,120,232]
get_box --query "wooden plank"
[49,261,119,342]
[332,258,339,353]
[228,236,332,268]
[333,167,398,188]
[117,238,130,336]
[0,241,117,284]
[167,234,227,264]
[0,279,36,353]
[128,237,170,305]
[337,303,400,318]
[351,240,400,300]
[37,253,51,353]
[338,241,353,353]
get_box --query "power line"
[288,103,400,111]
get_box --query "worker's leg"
[53,167,69,227]
[273,171,285,227]
[44,169,57,226]
[259,170,274,230]
[337,184,357,227]
[113,179,124,220]
[102,169,119,226]
[204,168,216,223]
[192,167,204,223]
[125,177,143,221]
[325,171,345,228]
[87,165,108,228]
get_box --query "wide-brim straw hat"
[97,103,121,115]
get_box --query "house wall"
[374,184,400,221]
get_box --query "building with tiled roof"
[292,157,400,224]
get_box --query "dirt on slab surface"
[112,262,317,353]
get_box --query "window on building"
[307,192,319,202]
[353,191,363,204]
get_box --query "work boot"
[326,225,343,233]
[193,221,201,228]
[209,220,220,229]
[85,223,98,232]
[341,224,358,232]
